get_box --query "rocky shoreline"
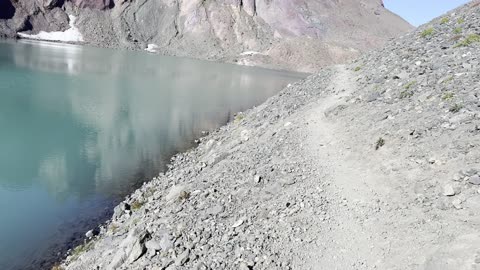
[61,2,480,269]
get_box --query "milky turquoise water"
[0,40,305,270]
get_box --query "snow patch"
[17,15,83,42]
[145,44,159,53]
[240,51,262,56]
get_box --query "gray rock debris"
[62,2,480,270]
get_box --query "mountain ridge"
[0,0,413,72]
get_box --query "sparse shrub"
[457,18,465,24]
[234,113,245,122]
[440,17,450,24]
[51,264,64,270]
[421,28,434,38]
[400,90,414,99]
[375,137,385,150]
[454,27,462,34]
[354,66,361,72]
[108,223,119,233]
[71,241,95,258]
[454,34,480,47]
[449,103,463,113]
[442,92,454,100]
[442,76,454,84]
[404,80,416,90]
[130,200,144,211]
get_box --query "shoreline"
[59,63,335,269]
[5,37,313,75]
[0,37,308,270]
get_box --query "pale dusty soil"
[296,66,480,270]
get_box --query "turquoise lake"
[0,40,305,270]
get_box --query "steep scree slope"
[62,2,480,270]
[0,0,412,72]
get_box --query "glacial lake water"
[0,40,305,270]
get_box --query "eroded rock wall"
[0,0,413,72]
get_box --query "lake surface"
[0,40,305,270]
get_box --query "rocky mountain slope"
[61,1,480,270]
[0,0,412,72]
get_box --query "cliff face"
[0,0,413,71]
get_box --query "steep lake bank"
[0,40,305,270]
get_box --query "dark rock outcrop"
[0,0,15,20]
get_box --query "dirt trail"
[298,65,478,270]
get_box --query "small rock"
[175,249,190,266]
[443,184,456,196]
[254,175,262,183]
[207,204,224,216]
[232,219,244,228]
[145,240,162,251]
[466,169,478,176]
[166,185,186,203]
[452,199,462,209]
[281,178,296,186]
[241,130,250,141]
[468,175,480,185]
[239,262,250,270]
[452,173,462,181]
[85,230,94,239]
[159,234,174,251]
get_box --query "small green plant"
[454,27,462,34]
[51,264,64,270]
[375,137,385,150]
[442,75,454,84]
[449,103,463,113]
[234,113,245,123]
[71,241,95,258]
[108,223,119,233]
[130,200,144,211]
[421,28,434,38]
[454,34,480,47]
[400,90,414,99]
[440,17,450,24]
[404,80,416,90]
[457,18,465,24]
[442,92,454,100]
[354,66,362,72]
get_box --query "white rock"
[452,199,462,209]
[232,219,244,228]
[452,173,462,181]
[443,184,456,196]
[165,185,186,203]
[241,130,250,141]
